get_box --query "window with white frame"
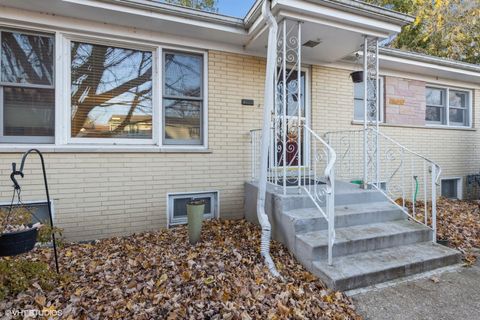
[70,40,153,141]
[441,178,462,199]
[353,76,384,122]
[168,191,218,225]
[0,29,55,144]
[163,51,204,145]
[426,86,471,127]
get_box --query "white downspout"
[257,0,280,278]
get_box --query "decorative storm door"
[271,69,307,170]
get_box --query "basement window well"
[441,178,462,199]
[168,191,218,226]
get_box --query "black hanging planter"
[0,227,38,257]
[350,71,364,83]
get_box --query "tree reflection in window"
[163,52,203,145]
[70,42,152,139]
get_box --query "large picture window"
[70,41,153,140]
[0,30,55,143]
[426,86,471,127]
[163,51,204,145]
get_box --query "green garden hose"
[413,176,419,203]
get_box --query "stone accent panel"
[385,76,426,126]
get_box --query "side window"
[0,30,55,143]
[426,87,446,125]
[163,51,204,145]
[426,86,471,127]
[353,76,384,122]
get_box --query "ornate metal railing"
[250,126,337,265]
[325,128,441,242]
[302,125,336,265]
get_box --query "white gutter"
[257,0,280,278]
[381,48,480,74]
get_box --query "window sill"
[0,145,212,154]
[351,121,476,131]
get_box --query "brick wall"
[0,51,266,241]
[0,51,478,241]
[311,66,480,198]
[384,76,426,126]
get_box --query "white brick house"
[0,0,478,250]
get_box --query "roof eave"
[315,0,414,26]
[381,48,480,74]
[98,0,245,29]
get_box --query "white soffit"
[0,0,249,48]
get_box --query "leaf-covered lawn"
[409,198,480,265]
[436,198,480,264]
[1,220,361,319]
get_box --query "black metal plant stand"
[10,149,59,273]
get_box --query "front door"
[272,69,308,170]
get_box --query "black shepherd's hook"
[11,149,59,274]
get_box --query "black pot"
[350,71,364,83]
[0,227,38,257]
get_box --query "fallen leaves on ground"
[0,220,361,319]
[406,198,480,265]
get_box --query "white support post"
[431,165,437,243]
[375,39,380,188]
[297,21,302,193]
[363,36,368,189]
[282,19,287,195]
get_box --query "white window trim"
[166,190,219,227]
[160,45,209,150]
[426,84,473,129]
[1,25,209,150]
[63,34,158,145]
[440,177,463,200]
[0,28,56,144]
[353,76,385,123]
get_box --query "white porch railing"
[325,128,441,242]
[250,125,337,265]
[302,125,336,265]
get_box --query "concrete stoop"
[245,181,461,291]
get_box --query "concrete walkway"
[351,263,480,320]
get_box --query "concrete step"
[284,201,405,234]
[312,242,461,291]
[295,220,432,265]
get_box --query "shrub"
[0,258,57,300]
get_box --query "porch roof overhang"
[246,0,414,64]
[0,0,411,64]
